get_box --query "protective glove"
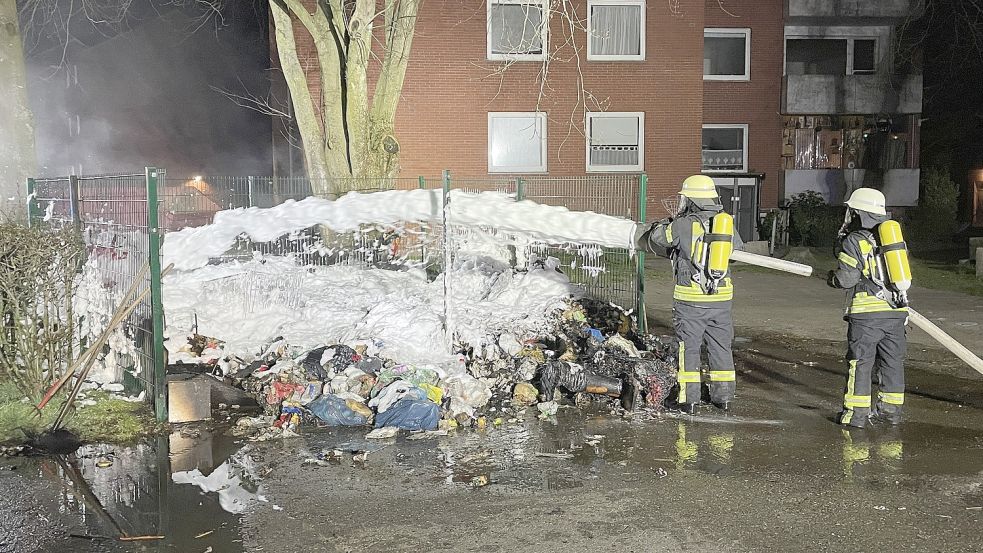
[826,270,838,288]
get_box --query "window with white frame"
[704,28,750,80]
[702,125,748,172]
[488,112,548,173]
[587,112,644,171]
[587,0,645,60]
[487,1,548,61]
[785,37,877,75]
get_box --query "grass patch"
[730,247,983,297]
[0,383,155,445]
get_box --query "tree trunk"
[0,0,37,214]
[270,0,419,196]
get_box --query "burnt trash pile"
[167,297,677,439]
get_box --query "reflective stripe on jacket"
[640,210,742,305]
[833,229,908,318]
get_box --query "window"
[702,125,748,172]
[487,1,547,61]
[586,112,644,172]
[587,1,645,61]
[704,28,750,80]
[488,112,548,173]
[785,37,877,75]
[852,39,876,74]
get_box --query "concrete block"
[970,238,983,260]
[168,377,211,423]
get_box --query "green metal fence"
[27,169,167,421]
[161,172,648,331]
[25,168,647,423]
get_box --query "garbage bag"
[373,397,438,431]
[299,346,331,380]
[306,394,372,426]
[369,381,427,413]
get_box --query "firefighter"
[635,175,743,414]
[827,187,911,428]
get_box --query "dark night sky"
[23,0,273,178]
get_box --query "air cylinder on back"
[878,220,912,292]
[707,212,734,280]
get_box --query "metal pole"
[145,167,167,422]
[247,176,255,208]
[636,174,648,334]
[69,175,81,228]
[418,176,426,190]
[442,170,452,352]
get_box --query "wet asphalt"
[2,332,983,553]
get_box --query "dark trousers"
[841,317,907,424]
[673,302,736,405]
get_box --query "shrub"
[0,223,85,400]
[787,191,843,247]
[908,166,959,243]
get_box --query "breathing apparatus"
[842,188,912,307]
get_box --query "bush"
[787,191,843,247]
[908,166,959,243]
[0,223,85,400]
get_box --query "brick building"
[272,0,922,240]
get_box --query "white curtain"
[490,4,544,55]
[591,5,641,56]
[590,116,639,166]
[491,116,544,169]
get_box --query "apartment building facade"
[779,0,923,209]
[273,0,923,239]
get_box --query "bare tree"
[269,0,422,193]
[0,0,37,213]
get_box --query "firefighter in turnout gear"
[634,175,744,414]
[827,187,911,428]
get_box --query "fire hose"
[729,251,983,376]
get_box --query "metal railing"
[25,168,648,423]
[27,169,167,421]
[160,172,648,331]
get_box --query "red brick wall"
[703,0,784,209]
[279,0,705,217]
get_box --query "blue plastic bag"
[306,394,372,426]
[374,397,439,431]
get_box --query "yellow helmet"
[679,175,718,199]
[845,187,886,216]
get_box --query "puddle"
[5,359,983,552]
[3,431,254,553]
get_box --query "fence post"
[25,178,40,226]
[516,177,525,201]
[418,176,426,190]
[69,175,81,228]
[145,167,167,422]
[636,174,648,334]
[442,170,452,352]
[247,176,255,207]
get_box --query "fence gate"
[27,168,167,421]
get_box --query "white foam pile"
[162,190,637,271]
[164,256,578,365]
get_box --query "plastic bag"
[306,394,372,426]
[373,398,439,431]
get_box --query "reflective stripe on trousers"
[842,317,907,416]
[673,302,736,405]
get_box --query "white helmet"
[845,188,887,216]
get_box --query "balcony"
[784,168,920,207]
[787,0,924,19]
[783,74,922,115]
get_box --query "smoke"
[23,1,273,179]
